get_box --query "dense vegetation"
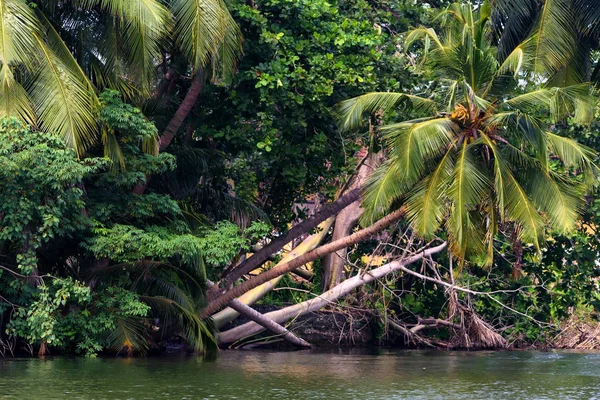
[2,0,600,357]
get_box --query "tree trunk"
[159,70,206,151]
[227,298,311,348]
[322,152,381,291]
[200,207,406,318]
[206,281,310,348]
[212,217,335,329]
[218,242,447,345]
[209,188,361,299]
[132,70,206,195]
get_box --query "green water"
[1,350,600,399]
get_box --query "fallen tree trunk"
[227,298,311,348]
[206,280,311,348]
[215,188,361,290]
[218,242,447,345]
[211,217,335,329]
[201,208,406,318]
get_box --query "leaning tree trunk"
[207,281,310,348]
[321,152,381,291]
[208,188,361,300]
[211,217,335,329]
[159,69,206,151]
[132,70,206,195]
[200,207,406,318]
[218,242,448,345]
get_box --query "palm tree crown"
[336,2,598,264]
[0,0,242,155]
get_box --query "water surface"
[1,349,600,399]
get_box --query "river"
[1,349,600,399]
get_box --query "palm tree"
[336,2,597,264]
[488,0,600,85]
[0,0,241,155]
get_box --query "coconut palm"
[336,2,598,264]
[0,0,241,155]
[488,0,600,84]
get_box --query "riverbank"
[216,306,600,352]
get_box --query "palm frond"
[172,0,242,74]
[0,0,40,124]
[505,85,595,125]
[142,296,217,354]
[360,160,409,225]
[529,0,578,76]
[107,316,149,356]
[0,65,35,124]
[546,131,597,178]
[502,165,543,250]
[102,129,126,171]
[479,133,507,214]
[335,92,439,131]
[28,35,98,155]
[135,276,196,310]
[405,146,455,238]
[446,141,490,259]
[497,38,533,78]
[404,27,447,53]
[75,0,171,91]
[528,169,582,233]
[383,117,459,179]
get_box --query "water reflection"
[1,350,600,399]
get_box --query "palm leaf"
[528,168,582,233]
[383,117,459,170]
[404,145,455,238]
[502,165,543,250]
[28,35,98,155]
[446,141,489,259]
[107,316,149,356]
[172,0,242,73]
[142,296,217,354]
[360,159,408,224]
[529,0,577,76]
[335,92,439,131]
[0,0,40,124]
[546,131,596,168]
[404,27,447,53]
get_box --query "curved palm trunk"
[321,201,362,290]
[218,242,447,345]
[200,207,406,318]
[212,217,335,329]
[132,70,206,195]
[322,152,381,291]
[159,69,206,151]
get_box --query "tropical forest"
[2,0,600,398]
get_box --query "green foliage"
[194,0,423,224]
[0,118,104,274]
[7,279,150,357]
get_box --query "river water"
[1,349,600,399]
